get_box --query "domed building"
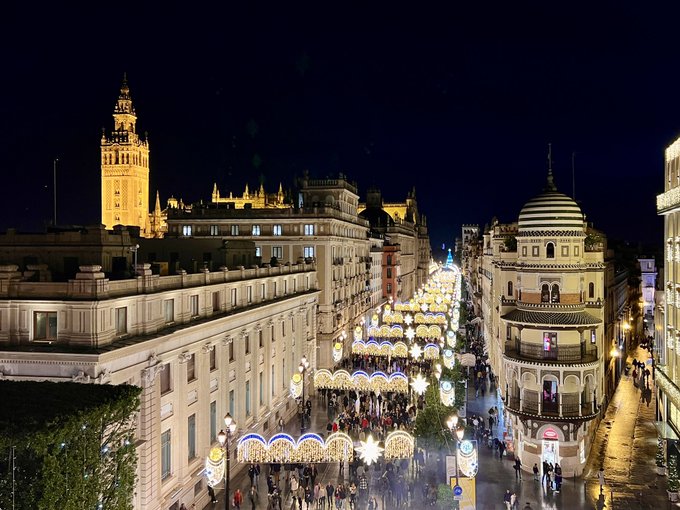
[481,169,606,476]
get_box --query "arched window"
[508,281,513,298]
[588,282,595,299]
[551,284,560,303]
[546,242,555,258]
[541,283,550,303]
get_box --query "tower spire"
[545,143,556,191]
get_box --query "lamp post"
[447,414,465,488]
[217,413,237,510]
[298,355,310,434]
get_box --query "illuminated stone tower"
[101,74,151,234]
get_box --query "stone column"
[139,359,164,510]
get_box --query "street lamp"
[298,355,310,434]
[217,413,237,510]
[447,414,465,488]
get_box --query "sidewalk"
[582,346,671,509]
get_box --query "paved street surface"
[203,347,674,510]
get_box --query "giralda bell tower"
[101,74,150,233]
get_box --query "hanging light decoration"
[409,343,423,360]
[355,435,384,465]
[443,348,455,369]
[290,373,303,399]
[410,373,430,395]
[405,326,416,341]
[205,446,225,487]
[439,380,455,406]
[332,342,343,362]
[404,313,414,325]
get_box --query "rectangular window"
[190,295,199,317]
[575,246,580,256]
[273,224,282,236]
[261,283,266,301]
[543,332,557,351]
[210,348,217,370]
[387,268,392,278]
[164,299,174,323]
[387,255,392,266]
[116,307,127,335]
[160,363,172,394]
[247,286,252,303]
[245,381,251,416]
[284,280,288,295]
[259,329,263,348]
[304,246,314,258]
[229,341,234,361]
[252,225,261,236]
[255,246,262,257]
[210,401,217,443]
[34,311,57,341]
[187,353,196,382]
[386,283,392,293]
[273,282,277,297]
[506,325,512,340]
[522,246,527,257]
[212,291,220,312]
[182,225,192,236]
[304,224,315,236]
[590,329,597,344]
[532,246,539,257]
[272,246,283,259]
[187,414,196,460]
[229,390,235,418]
[231,288,237,307]
[210,225,219,236]
[282,359,286,388]
[271,324,275,342]
[282,321,286,338]
[245,334,251,354]
[561,245,569,257]
[231,225,239,236]
[271,364,275,396]
[161,429,171,480]
[259,372,264,405]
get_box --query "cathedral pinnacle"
[545,143,557,191]
[120,72,130,99]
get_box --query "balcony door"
[542,379,558,414]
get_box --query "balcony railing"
[506,396,597,419]
[504,341,598,364]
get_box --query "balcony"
[504,341,598,364]
[657,187,680,213]
[505,396,598,420]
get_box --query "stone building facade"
[0,262,319,510]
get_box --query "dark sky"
[1,3,677,251]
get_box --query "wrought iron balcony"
[505,396,598,420]
[504,340,598,364]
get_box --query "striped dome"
[518,176,584,233]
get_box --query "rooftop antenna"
[571,151,576,200]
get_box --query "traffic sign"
[453,484,463,500]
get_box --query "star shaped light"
[404,314,413,326]
[421,303,429,312]
[355,435,384,465]
[405,327,416,341]
[410,373,430,395]
[409,343,423,360]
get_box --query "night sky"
[2,3,678,251]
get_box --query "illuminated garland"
[415,324,442,339]
[205,446,225,487]
[413,312,448,324]
[238,432,354,463]
[236,431,415,464]
[366,325,404,339]
[423,343,440,360]
[290,373,303,399]
[457,440,479,478]
[313,369,409,393]
[333,342,343,362]
[351,340,409,358]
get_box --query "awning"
[502,308,601,327]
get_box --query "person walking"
[597,466,605,494]
[326,482,335,509]
[514,457,522,480]
[233,488,243,510]
[291,476,300,509]
[248,486,258,510]
[503,489,512,509]
[208,485,218,503]
[532,463,539,481]
[541,460,548,484]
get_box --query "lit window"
[304,224,315,236]
[272,246,283,259]
[273,224,282,236]
[34,311,57,341]
[255,246,262,257]
[210,225,219,236]
[116,307,127,335]
[164,299,174,323]
[304,246,315,258]
[543,332,557,351]
[252,225,261,236]
[190,295,199,317]
[231,225,239,236]
[182,225,192,236]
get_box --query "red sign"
[543,428,559,440]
